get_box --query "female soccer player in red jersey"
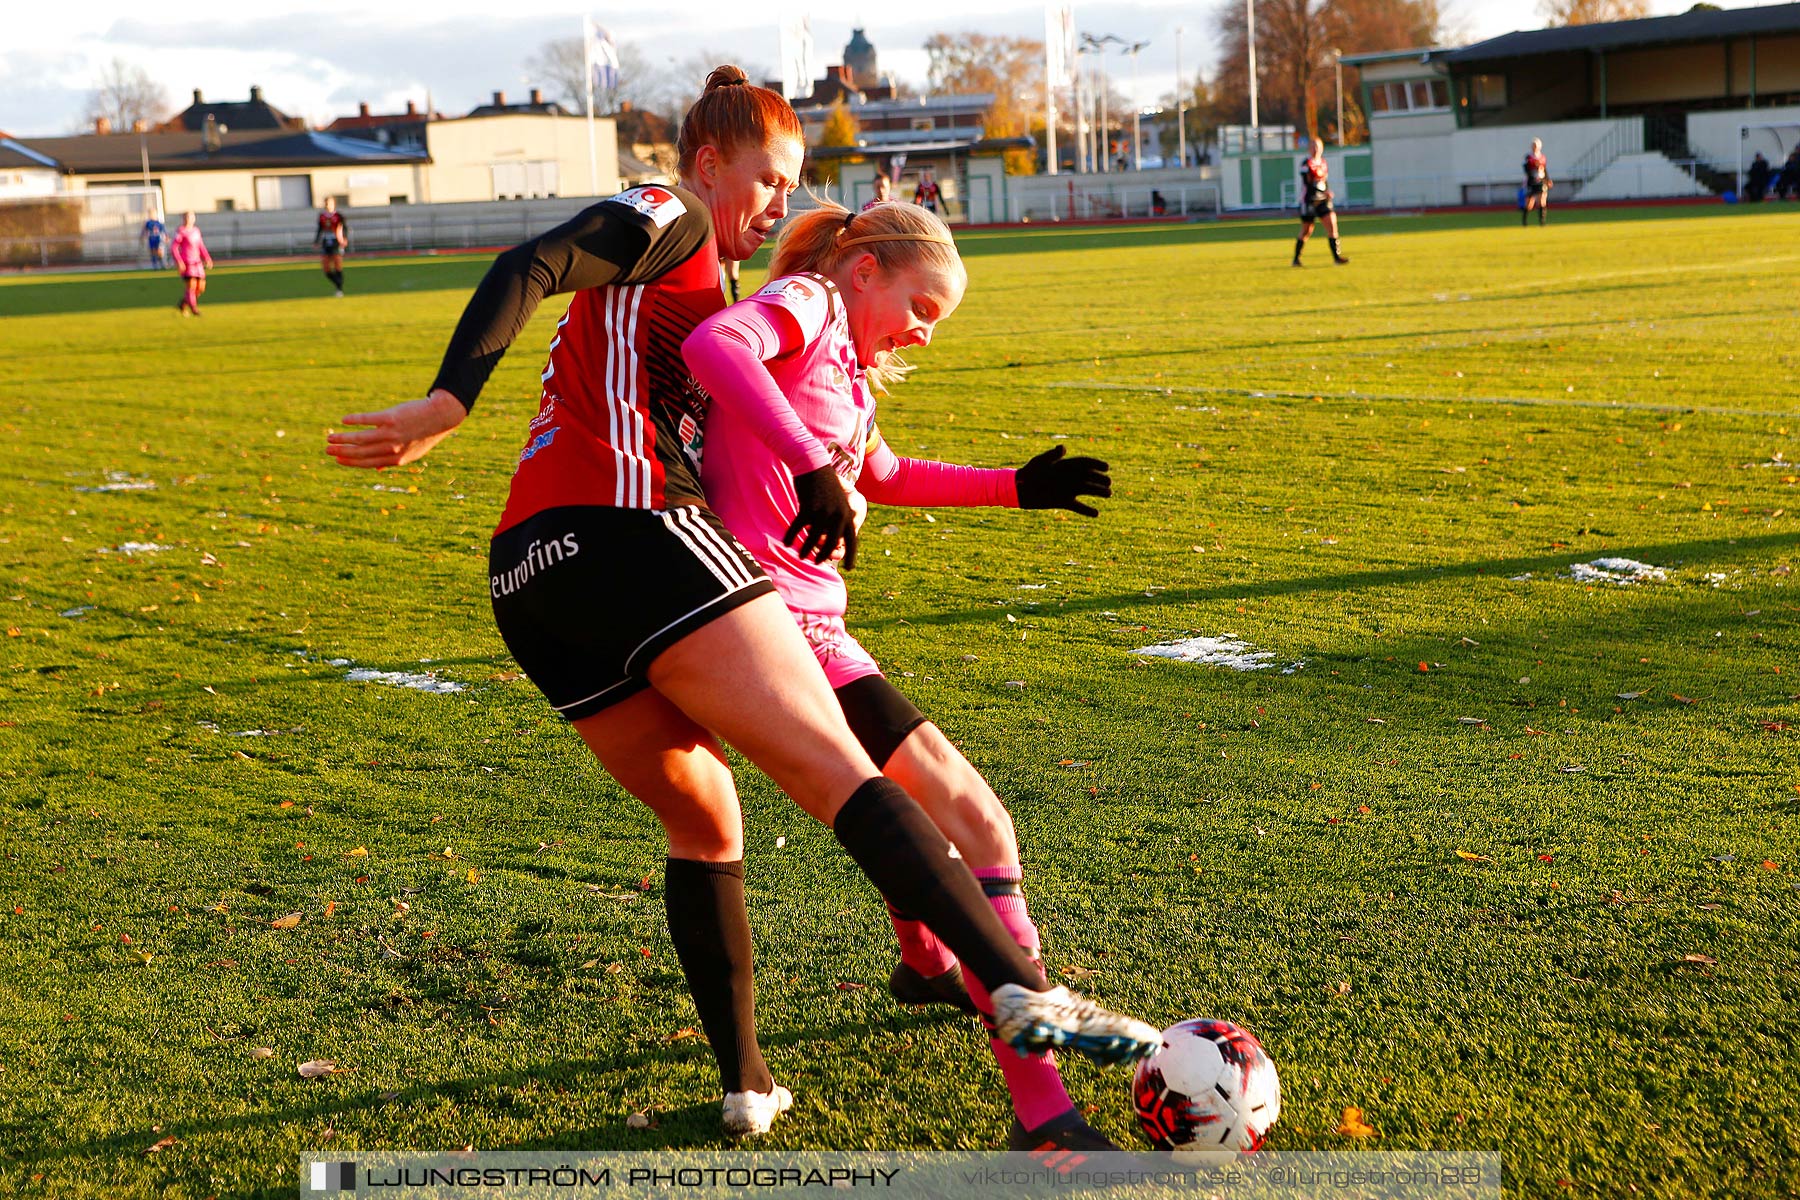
[316,197,349,295]
[684,199,1121,1153]
[326,67,1157,1137]
[1523,138,1552,227]
[171,212,213,315]
[1293,138,1348,267]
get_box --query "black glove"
[1015,445,1111,517]
[786,466,859,568]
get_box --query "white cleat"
[991,984,1161,1066]
[722,1084,793,1136]
[335,289,344,298]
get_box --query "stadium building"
[1343,2,1800,207]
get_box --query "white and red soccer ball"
[1133,1018,1281,1154]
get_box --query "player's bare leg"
[574,690,788,1133]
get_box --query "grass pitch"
[2,204,1798,1198]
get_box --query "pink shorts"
[793,611,882,690]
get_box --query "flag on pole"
[1045,6,1076,90]
[587,19,621,94]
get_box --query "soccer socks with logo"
[831,778,1042,995]
[963,866,1077,1131]
[1293,237,1306,264]
[1329,237,1345,262]
[662,858,774,1096]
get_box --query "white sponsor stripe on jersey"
[624,285,650,507]
[543,307,569,384]
[670,506,754,587]
[605,288,629,507]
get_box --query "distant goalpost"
[1738,121,1800,194]
[0,185,164,268]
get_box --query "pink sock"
[965,865,1075,1131]
[887,901,958,977]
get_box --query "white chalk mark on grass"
[1563,558,1666,586]
[77,472,157,493]
[345,668,465,694]
[1134,634,1305,674]
[99,543,170,555]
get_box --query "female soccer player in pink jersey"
[684,200,1119,1154]
[329,70,1157,1138]
[170,212,213,316]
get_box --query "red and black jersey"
[317,211,346,237]
[428,185,723,533]
[913,178,941,209]
[1524,152,1548,185]
[1300,157,1330,204]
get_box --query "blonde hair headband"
[838,232,956,248]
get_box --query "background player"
[685,199,1126,1154]
[170,212,212,316]
[1293,138,1348,267]
[316,197,349,296]
[1524,138,1552,226]
[141,212,168,269]
[862,172,892,211]
[913,167,941,214]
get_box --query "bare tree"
[83,59,170,132]
[526,37,590,111]
[1540,0,1650,24]
[524,38,749,119]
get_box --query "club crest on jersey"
[777,279,816,306]
[615,186,685,228]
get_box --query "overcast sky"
[0,0,1763,137]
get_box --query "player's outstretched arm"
[327,389,466,469]
[1014,445,1111,517]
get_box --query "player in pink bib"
[170,212,213,316]
[684,199,1119,1154]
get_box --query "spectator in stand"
[1746,152,1772,202]
[1778,147,1800,200]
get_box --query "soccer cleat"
[1009,1109,1120,1155]
[1291,258,1303,268]
[335,289,344,298]
[990,984,1160,1066]
[1333,254,1350,265]
[722,1084,793,1136]
[889,961,979,1015]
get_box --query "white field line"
[1041,379,1800,420]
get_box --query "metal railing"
[1008,184,1222,223]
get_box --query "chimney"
[492,90,506,107]
[250,85,263,102]
[530,88,543,106]
[193,88,204,105]
[831,64,854,87]
[358,102,371,117]
[405,100,417,115]
[620,100,633,112]
[203,112,221,152]
[94,116,112,135]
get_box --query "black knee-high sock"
[1293,237,1305,262]
[663,858,773,1095]
[331,270,345,289]
[832,778,1040,994]
[1329,236,1342,257]
[1522,207,1529,227]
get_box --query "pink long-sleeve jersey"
[684,271,1017,619]
[171,226,210,278]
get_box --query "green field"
[2,204,1797,1198]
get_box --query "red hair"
[677,65,803,175]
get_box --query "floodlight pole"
[1334,49,1344,145]
[1246,0,1259,130]
[1125,41,1149,171]
[1176,26,1187,168]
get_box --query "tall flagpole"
[1176,26,1187,168]
[1246,0,1259,130]
[1044,7,1059,176]
[583,15,599,195]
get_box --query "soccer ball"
[1133,1018,1281,1154]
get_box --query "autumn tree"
[1540,0,1651,24]
[925,31,1046,171]
[1211,0,1440,141]
[83,59,169,133]
[812,100,859,185]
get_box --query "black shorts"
[1526,180,1549,196]
[834,674,928,768]
[320,238,342,255]
[489,504,774,721]
[1301,197,1333,221]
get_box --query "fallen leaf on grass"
[1454,850,1492,863]
[270,912,302,930]
[1616,691,1646,701]
[1364,717,1386,725]
[834,980,866,991]
[1061,965,1100,980]
[665,1028,705,1043]
[345,846,368,858]
[626,1112,652,1130]
[250,1047,275,1059]
[1455,716,1487,726]
[1335,1107,1377,1138]
[1670,694,1698,705]
[1558,764,1586,774]
[1764,860,1781,872]
[144,1135,180,1154]
[297,1059,340,1079]
[1679,953,1718,968]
